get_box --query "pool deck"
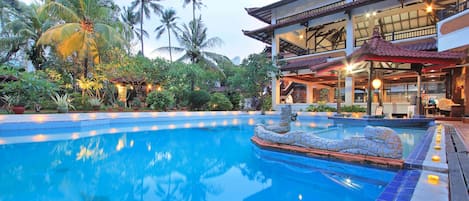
[438,120,469,201]
[438,120,469,150]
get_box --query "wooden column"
[337,71,341,113]
[367,61,373,116]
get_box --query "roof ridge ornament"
[371,26,381,39]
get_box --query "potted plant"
[1,95,26,114]
[50,93,75,113]
[88,97,102,111]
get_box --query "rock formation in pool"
[254,106,403,159]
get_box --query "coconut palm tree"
[157,17,229,91]
[0,1,26,64]
[172,17,229,70]
[154,9,179,62]
[6,3,53,70]
[37,0,124,78]
[130,0,163,56]
[182,0,204,23]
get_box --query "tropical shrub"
[227,93,242,110]
[262,95,272,111]
[0,68,56,108]
[71,92,91,111]
[341,105,366,112]
[131,98,142,109]
[189,90,210,110]
[146,91,174,111]
[306,102,337,112]
[50,93,75,113]
[209,93,233,111]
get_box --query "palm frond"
[38,1,80,23]
[201,37,223,49]
[154,46,185,53]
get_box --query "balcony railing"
[354,26,436,47]
[276,1,346,24]
[306,41,346,55]
[437,1,468,20]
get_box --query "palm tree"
[154,9,179,62]
[0,1,25,64]
[37,0,124,78]
[8,3,52,70]
[158,17,230,91]
[130,0,163,56]
[182,0,204,23]
[120,6,139,53]
[173,17,229,70]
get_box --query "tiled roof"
[310,28,465,74]
[245,0,298,24]
[399,40,437,51]
[281,57,328,71]
[243,0,383,43]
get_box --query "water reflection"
[0,125,395,201]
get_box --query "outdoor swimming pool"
[0,113,430,201]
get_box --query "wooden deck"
[441,121,469,201]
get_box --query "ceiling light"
[426,4,433,13]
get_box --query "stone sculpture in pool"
[255,105,403,159]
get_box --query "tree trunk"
[84,57,88,78]
[168,28,172,62]
[140,0,144,56]
[192,2,196,22]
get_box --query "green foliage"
[146,91,174,111]
[0,67,57,107]
[131,98,141,108]
[88,97,102,107]
[1,95,16,113]
[189,90,210,110]
[70,92,90,111]
[227,53,278,111]
[208,93,233,111]
[341,105,366,112]
[306,102,337,112]
[50,92,75,112]
[262,95,272,111]
[227,92,242,110]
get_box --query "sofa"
[437,98,463,117]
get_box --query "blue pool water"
[0,124,397,201]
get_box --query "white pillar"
[271,33,280,108]
[306,84,314,103]
[345,13,354,55]
[345,76,354,105]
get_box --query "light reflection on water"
[0,123,396,201]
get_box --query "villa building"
[244,0,469,117]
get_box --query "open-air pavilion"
[308,27,465,117]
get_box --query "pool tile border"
[377,170,421,201]
[404,126,435,169]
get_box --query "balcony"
[355,26,436,47]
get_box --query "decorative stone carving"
[254,114,403,159]
[260,105,293,134]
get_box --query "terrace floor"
[438,120,469,150]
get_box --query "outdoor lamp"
[372,78,382,89]
[427,175,439,185]
[426,4,433,13]
[346,64,354,72]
